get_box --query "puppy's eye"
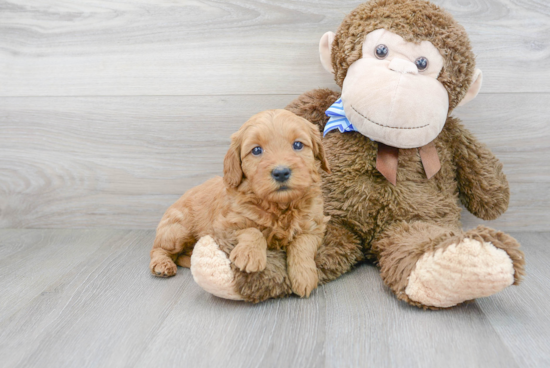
[375,44,389,59]
[251,146,263,156]
[293,141,304,151]
[415,56,429,71]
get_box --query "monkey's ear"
[458,69,483,107]
[309,124,331,174]
[319,31,335,74]
[223,132,243,188]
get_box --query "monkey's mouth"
[351,105,429,130]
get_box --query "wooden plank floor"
[0,229,548,368]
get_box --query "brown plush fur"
[228,0,525,308]
[150,109,330,299]
[285,88,524,309]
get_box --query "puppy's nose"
[271,166,292,183]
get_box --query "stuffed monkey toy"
[189,0,525,309]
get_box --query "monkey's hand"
[450,118,510,220]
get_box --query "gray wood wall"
[1,0,548,231]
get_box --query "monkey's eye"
[415,57,429,71]
[375,44,389,59]
[293,141,304,151]
[251,146,263,156]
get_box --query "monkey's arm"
[449,118,510,220]
[286,88,341,132]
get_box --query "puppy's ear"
[309,123,331,174]
[223,132,243,188]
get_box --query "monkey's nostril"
[388,57,418,75]
[271,166,292,183]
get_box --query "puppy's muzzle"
[271,166,291,183]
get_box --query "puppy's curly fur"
[150,109,330,299]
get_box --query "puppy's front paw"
[150,257,177,278]
[230,242,267,273]
[289,265,319,298]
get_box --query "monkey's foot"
[405,237,517,308]
[190,236,244,301]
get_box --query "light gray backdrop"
[1,0,548,230]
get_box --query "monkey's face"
[318,1,483,149]
[340,29,449,148]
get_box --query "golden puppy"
[149,109,330,297]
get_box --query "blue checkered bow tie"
[323,98,358,137]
